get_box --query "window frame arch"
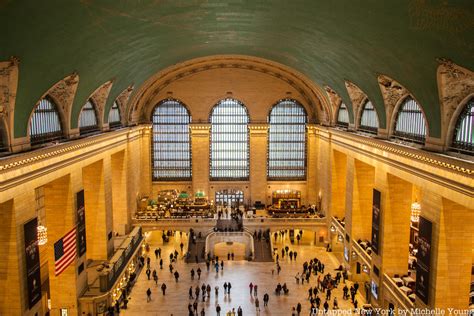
[449,96,474,155]
[28,96,64,146]
[267,98,308,181]
[108,100,122,129]
[78,99,100,135]
[391,95,428,144]
[209,97,250,181]
[151,98,193,181]
[358,99,379,134]
[336,102,350,127]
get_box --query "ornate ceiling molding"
[128,55,331,126]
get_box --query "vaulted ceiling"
[1,0,473,137]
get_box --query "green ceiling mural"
[1,0,473,138]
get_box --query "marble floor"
[122,231,366,316]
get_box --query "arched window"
[210,98,249,180]
[452,98,473,154]
[337,102,349,127]
[79,100,99,135]
[152,99,192,180]
[108,101,122,129]
[359,100,379,134]
[268,99,307,180]
[30,97,63,146]
[393,97,427,144]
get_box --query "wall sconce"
[351,251,357,259]
[362,264,369,273]
[37,222,48,246]
[330,225,336,233]
[410,201,421,223]
[337,234,343,242]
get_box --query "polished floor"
[123,231,366,315]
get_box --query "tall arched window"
[452,98,473,155]
[79,99,99,135]
[268,99,307,180]
[393,97,427,144]
[359,100,379,134]
[210,98,249,180]
[30,97,63,146]
[108,101,122,129]
[337,102,349,127]
[152,99,192,180]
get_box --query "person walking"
[255,297,260,314]
[227,282,232,294]
[191,268,195,280]
[237,306,243,316]
[249,282,253,295]
[215,285,219,297]
[161,283,167,295]
[146,288,152,302]
[159,258,163,269]
[263,293,269,307]
[153,273,158,285]
[174,270,180,282]
[223,282,228,294]
[296,302,302,315]
[200,307,205,316]
[197,267,202,280]
[189,286,193,299]
[216,303,221,316]
[146,268,151,280]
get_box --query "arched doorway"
[214,242,246,260]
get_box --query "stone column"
[83,160,113,260]
[330,149,347,219]
[139,126,152,195]
[0,199,23,315]
[306,125,318,205]
[111,150,128,235]
[190,124,211,196]
[350,159,375,241]
[420,193,473,309]
[373,170,412,277]
[248,124,268,205]
[44,175,80,316]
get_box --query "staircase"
[186,234,206,263]
[253,238,274,262]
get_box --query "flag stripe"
[54,227,77,276]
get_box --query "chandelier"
[410,201,421,223]
[37,224,48,245]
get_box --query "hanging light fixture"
[37,223,48,245]
[410,201,421,223]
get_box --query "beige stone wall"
[0,126,148,315]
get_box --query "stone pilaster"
[111,150,128,235]
[249,124,268,205]
[190,124,211,196]
[330,149,347,219]
[83,160,112,260]
[44,175,80,316]
[306,125,318,205]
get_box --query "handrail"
[382,273,414,312]
[351,239,371,267]
[102,226,143,292]
[331,217,345,234]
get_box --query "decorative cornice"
[0,126,146,173]
[322,127,472,176]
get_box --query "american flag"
[54,227,77,276]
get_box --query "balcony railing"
[382,273,415,313]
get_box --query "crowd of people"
[122,228,365,316]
